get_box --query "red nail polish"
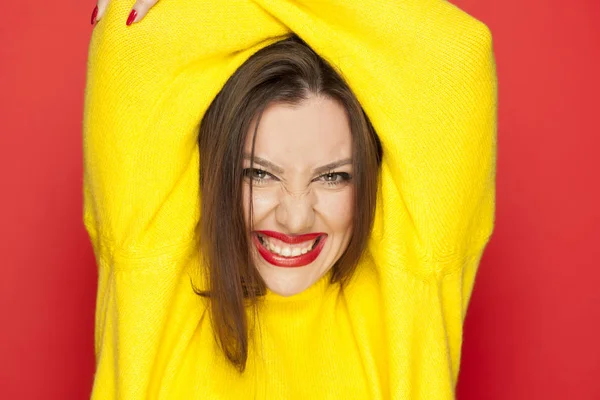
[126,9,137,26]
[91,6,98,25]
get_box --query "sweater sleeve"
[82,0,290,268]
[253,2,497,392]
[251,0,498,277]
[82,1,283,256]
[83,1,288,397]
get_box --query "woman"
[84,0,497,398]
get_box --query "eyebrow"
[244,155,284,174]
[313,159,353,175]
[243,154,352,175]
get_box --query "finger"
[93,0,110,24]
[126,0,160,26]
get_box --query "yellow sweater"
[84,1,497,398]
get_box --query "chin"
[257,266,325,297]
[267,283,307,297]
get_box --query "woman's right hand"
[91,0,162,26]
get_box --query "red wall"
[1,1,598,398]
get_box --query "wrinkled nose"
[275,188,316,233]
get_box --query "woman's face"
[243,95,354,297]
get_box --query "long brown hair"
[197,35,382,372]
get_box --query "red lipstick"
[253,230,327,268]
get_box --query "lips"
[253,230,327,268]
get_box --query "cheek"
[242,184,278,226]
[316,188,354,232]
[242,184,250,225]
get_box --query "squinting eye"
[317,172,352,186]
[323,173,341,182]
[243,168,272,182]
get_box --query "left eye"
[317,172,352,184]
[322,173,342,182]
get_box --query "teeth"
[258,234,319,258]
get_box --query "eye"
[243,168,275,184]
[316,172,352,187]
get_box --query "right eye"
[243,168,274,184]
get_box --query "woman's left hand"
[91,0,161,26]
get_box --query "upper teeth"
[259,235,318,258]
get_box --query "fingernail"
[126,9,137,26]
[91,6,98,25]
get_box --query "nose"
[275,187,316,234]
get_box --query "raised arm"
[253,2,497,387]
[83,0,286,255]
[84,1,289,397]
[252,0,497,277]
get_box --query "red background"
[1,1,599,398]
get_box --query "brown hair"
[197,35,382,371]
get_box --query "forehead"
[246,96,352,169]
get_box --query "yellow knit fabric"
[83,0,497,398]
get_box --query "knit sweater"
[83,0,497,398]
